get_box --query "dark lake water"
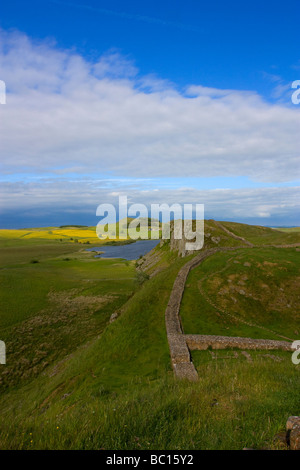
[87,239,160,261]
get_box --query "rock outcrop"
[287,416,300,450]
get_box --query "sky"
[0,0,299,228]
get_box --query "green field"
[180,247,300,340]
[0,236,138,391]
[0,222,299,450]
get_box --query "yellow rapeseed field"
[0,227,101,243]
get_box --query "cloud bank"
[1,178,299,228]
[0,28,299,226]
[1,28,299,182]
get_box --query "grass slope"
[0,222,299,449]
[220,221,300,245]
[0,240,137,391]
[180,247,300,340]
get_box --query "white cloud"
[0,29,299,185]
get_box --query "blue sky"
[1,0,299,95]
[0,0,299,227]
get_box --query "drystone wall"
[165,248,220,380]
[212,220,254,247]
[185,334,293,352]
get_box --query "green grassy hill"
[180,247,300,340]
[219,221,300,245]
[0,221,299,449]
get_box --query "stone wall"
[185,334,294,352]
[213,220,254,247]
[165,249,220,380]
